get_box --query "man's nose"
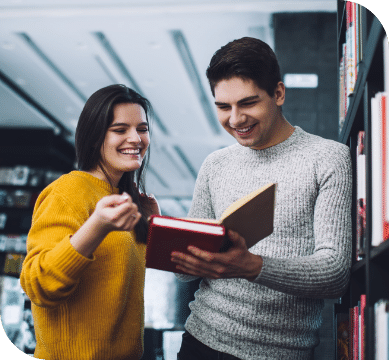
[229,107,246,127]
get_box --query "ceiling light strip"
[173,145,197,180]
[94,32,169,135]
[170,30,220,135]
[18,33,88,103]
[0,2,337,18]
[94,55,118,84]
[0,69,71,138]
[148,166,170,189]
[160,147,189,179]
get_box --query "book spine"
[346,1,355,97]
[374,299,389,360]
[360,294,366,360]
[371,94,383,246]
[349,306,354,360]
[353,305,359,360]
[385,36,389,93]
[356,131,366,260]
[382,95,389,241]
[339,54,345,133]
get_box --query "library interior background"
[0,0,388,359]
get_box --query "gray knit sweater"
[176,126,352,360]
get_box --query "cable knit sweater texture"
[20,171,146,360]
[176,126,352,360]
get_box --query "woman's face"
[99,102,150,186]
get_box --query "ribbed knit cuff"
[44,235,95,280]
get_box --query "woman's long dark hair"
[75,84,153,244]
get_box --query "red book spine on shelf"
[382,95,389,241]
[349,306,354,360]
[353,305,359,360]
[360,294,366,360]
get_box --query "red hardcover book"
[146,216,227,274]
[146,183,276,274]
[382,95,389,241]
[353,305,359,360]
[360,294,366,360]
[349,307,354,360]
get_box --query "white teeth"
[120,149,140,154]
[235,125,254,133]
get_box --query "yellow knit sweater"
[20,171,146,360]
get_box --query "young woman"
[20,84,160,360]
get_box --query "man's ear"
[274,81,285,106]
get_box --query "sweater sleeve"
[253,145,353,298]
[20,188,94,308]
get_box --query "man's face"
[214,76,285,150]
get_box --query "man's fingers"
[228,230,247,248]
[187,246,215,262]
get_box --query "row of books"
[337,294,366,360]
[0,234,27,254]
[338,295,389,360]
[339,1,363,133]
[0,166,63,187]
[355,91,389,258]
[0,189,39,209]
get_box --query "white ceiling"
[0,0,338,216]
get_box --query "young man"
[172,37,352,360]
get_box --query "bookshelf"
[336,1,388,359]
[0,128,75,354]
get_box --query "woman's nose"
[126,129,141,143]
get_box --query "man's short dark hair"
[206,37,282,97]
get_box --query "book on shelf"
[339,1,363,133]
[371,92,389,246]
[337,311,350,360]
[346,294,366,360]
[339,52,346,133]
[374,299,389,360]
[353,304,359,360]
[356,131,366,260]
[145,182,276,274]
[385,35,388,93]
[2,253,25,276]
[0,166,63,187]
[360,294,366,360]
[0,234,27,253]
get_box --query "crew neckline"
[71,171,120,194]
[240,125,303,156]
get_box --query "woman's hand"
[92,192,142,233]
[70,192,141,258]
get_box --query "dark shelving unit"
[336,1,388,359]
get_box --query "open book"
[145,182,276,273]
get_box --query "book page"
[219,182,275,221]
[152,217,224,235]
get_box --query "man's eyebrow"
[214,95,259,106]
[109,122,148,128]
